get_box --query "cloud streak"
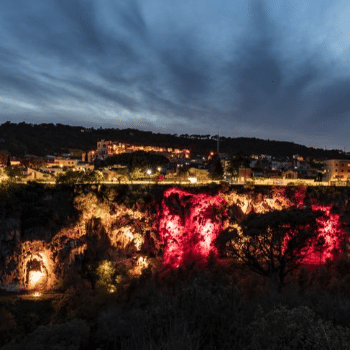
[1,0,350,149]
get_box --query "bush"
[0,310,17,346]
[95,260,116,292]
[51,281,105,322]
[2,319,89,350]
[249,305,350,350]
[94,274,249,349]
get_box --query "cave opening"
[26,258,48,290]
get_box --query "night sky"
[1,0,350,150]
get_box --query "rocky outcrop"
[0,187,155,291]
[0,184,346,291]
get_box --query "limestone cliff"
[0,183,346,292]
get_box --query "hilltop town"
[1,121,350,186]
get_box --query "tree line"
[0,121,347,159]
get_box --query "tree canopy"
[223,207,325,288]
[0,121,348,159]
[102,151,169,172]
[56,170,104,184]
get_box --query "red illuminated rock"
[159,188,227,268]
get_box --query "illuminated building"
[46,158,78,168]
[96,140,190,160]
[82,151,96,163]
[10,160,21,166]
[26,168,47,180]
[238,167,252,183]
[282,170,298,180]
[324,159,350,182]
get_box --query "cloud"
[1,0,350,149]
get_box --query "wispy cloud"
[1,0,350,149]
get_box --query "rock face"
[0,218,21,288]
[159,188,227,268]
[18,240,54,290]
[0,185,156,291]
[0,184,347,291]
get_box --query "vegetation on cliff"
[0,183,350,349]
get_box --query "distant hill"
[0,121,347,160]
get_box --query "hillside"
[1,183,350,348]
[0,121,347,159]
[1,182,348,292]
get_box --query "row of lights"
[147,168,198,183]
[146,166,162,176]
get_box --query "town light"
[188,177,197,184]
[146,169,152,175]
[157,167,162,172]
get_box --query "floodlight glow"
[29,270,43,285]
[188,177,197,184]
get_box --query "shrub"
[95,260,116,292]
[249,305,350,350]
[2,319,89,350]
[94,274,249,349]
[0,310,17,346]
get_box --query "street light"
[146,169,152,183]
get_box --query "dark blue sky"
[1,0,350,150]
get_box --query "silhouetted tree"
[209,155,224,180]
[4,166,23,181]
[177,165,190,179]
[226,208,325,288]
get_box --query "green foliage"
[95,260,115,291]
[94,274,247,350]
[296,256,350,297]
[250,305,350,349]
[4,166,23,181]
[1,121,347,160]
[2,319,89,350]
[0,309,17,346]
[130,167,146,180]
[102,151,169,175]
[2,183,350,348]
[130,151,169,171]
[51,281,105,322]
[0,182,79,239]
[56,170,103,184]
